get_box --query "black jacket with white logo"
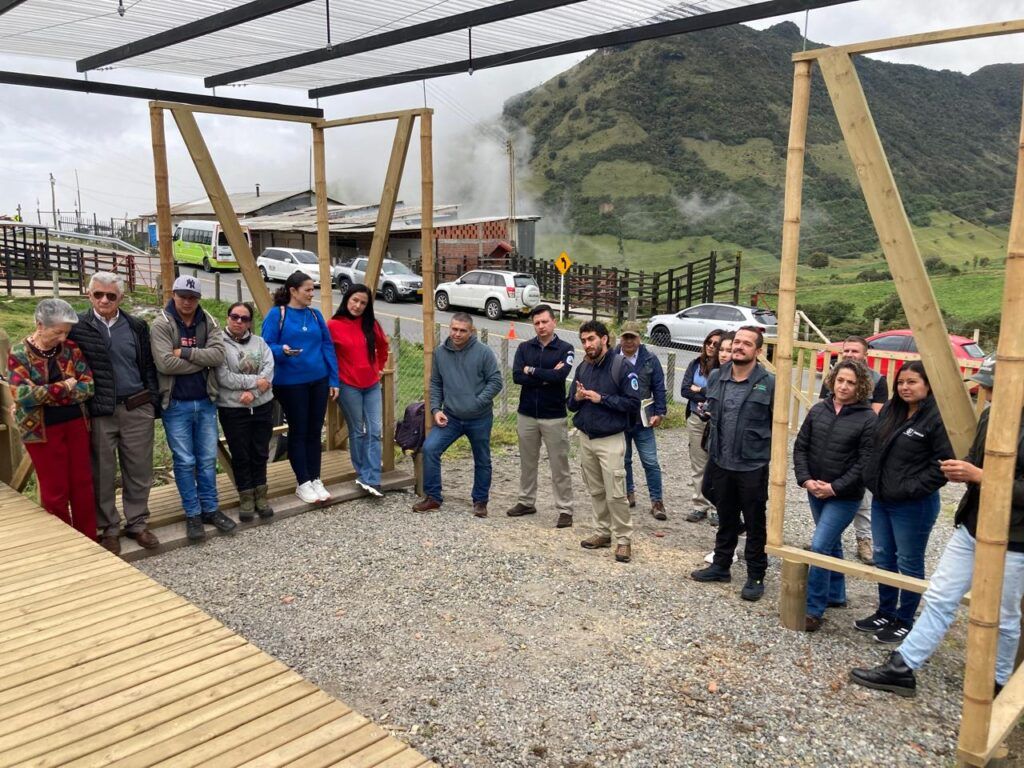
[864,395,953,502]
[512,334,575,420]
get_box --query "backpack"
[394,401,426,454]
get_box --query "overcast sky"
[1,0,1022,223]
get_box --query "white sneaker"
[296,481,320,504]
[355,478,384,497]
[311,478,331,501]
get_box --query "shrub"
[806,252,830,268]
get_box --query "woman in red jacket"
[329,284,390,497]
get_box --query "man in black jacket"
[690,326,775,601]
[850,356,1024,697]
[68,272,161,555]
[507,305,575,528]
[568,320,640,563]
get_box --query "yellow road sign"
[555,251,573,275]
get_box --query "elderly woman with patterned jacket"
[7,298,97,539]
[794,359,877,632]
[216,301,275,522]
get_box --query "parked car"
[434,270,542,320]
[645,303,778,348]
[332,257,423,302]
[256,247,321,286]
[815,330,985,376]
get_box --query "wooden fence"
[415,250,742,323]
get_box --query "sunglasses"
[228,313,252,323]
[91,291,118,302]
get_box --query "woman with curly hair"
[794,359,877,632]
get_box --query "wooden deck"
[145,452,357,528]
[0,482,433,768]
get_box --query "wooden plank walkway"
[0,482,434,768]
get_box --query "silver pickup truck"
[332,257,424,303]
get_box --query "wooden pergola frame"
[150,102,436,456]
[766,19,1024,766]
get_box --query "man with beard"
[569,320,641,563]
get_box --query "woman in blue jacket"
[262,271,339,505]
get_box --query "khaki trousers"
[686,412,713,512]
[90,402,155,537]
[517,414,574,514]
[579,432,632,544]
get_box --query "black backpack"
[395,401,426,454]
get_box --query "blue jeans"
[872,492,941,625]
[624,425,663,501]
[805,494,861,618]
[899,526,1024,685]
[338,382,383,486]
[162,398,219,518]
[422,411,493,504]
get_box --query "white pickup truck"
[332,257,423,303]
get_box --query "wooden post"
[769,60,812,632]
[214,271,221,302]
[51,269,59,297]
[0,328,26,486]
[627,296,638,322]
[150,105,175,305]
[420,111,435,454]
[236,279,243,303]
[169,107,272,316]
[364,114,415,293]
[957,81,1024,765]
[665,352,676,400]
[381,348,396,473]
[873,317,881,335]
[312,124,332,317]
[500,336,509,416]
[780,559,809,629]
[817,50,975,457]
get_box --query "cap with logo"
[620,321,644,338]
[969,353,995,389]
[172,275,202,297]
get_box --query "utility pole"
[49,173,57,228]
[74,169,83,227]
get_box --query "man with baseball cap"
[850,354,1024,698]
[151,275,235,541]
[615,321,668,520]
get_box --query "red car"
[815,330,985,377]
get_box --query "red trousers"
[24,418,97,540]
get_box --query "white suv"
[434,270,542,320]
[256,247,321,286]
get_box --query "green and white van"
[171,219,251,272]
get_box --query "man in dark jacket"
[68,272,161,555]
[690,326,775,601]
[414,313,503,517]
[507,305,575,528]
[569,320,641,563]
[615,321,668,520]
[851,356,1024,697]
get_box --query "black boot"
[849,651,916,697]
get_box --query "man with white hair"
[68,272,161,554]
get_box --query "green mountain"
[504,22,1023,264]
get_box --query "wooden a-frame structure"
[765,18,1024,766]
[150,102,437,460]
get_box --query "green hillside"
[506,21,1020,337]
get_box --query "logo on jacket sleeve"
[565,351,575,366]
[629,373,639,390]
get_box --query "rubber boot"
[238,489,256,522]
[255,484,274,520]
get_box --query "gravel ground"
[138,429,1002,768]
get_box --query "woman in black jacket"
[794,360,876,632]
[681,328,724,523]
[856,360,953,644]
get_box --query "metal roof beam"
[0,71,324,119]
[76,0,317,73]
[0,0,28,17]
[309,0,857,98]
[206,0,586,88]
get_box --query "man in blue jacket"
[690,326,775,601]
[414,313,503,517]
[569,320,641,563]
[615,321,668,520]
[507,305,576,528]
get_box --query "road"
[137,257,699,402]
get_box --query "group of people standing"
[6,269,389,550]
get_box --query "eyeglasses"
[705,340,719,347]
[228,313,252,323]
[91,291,118,302]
